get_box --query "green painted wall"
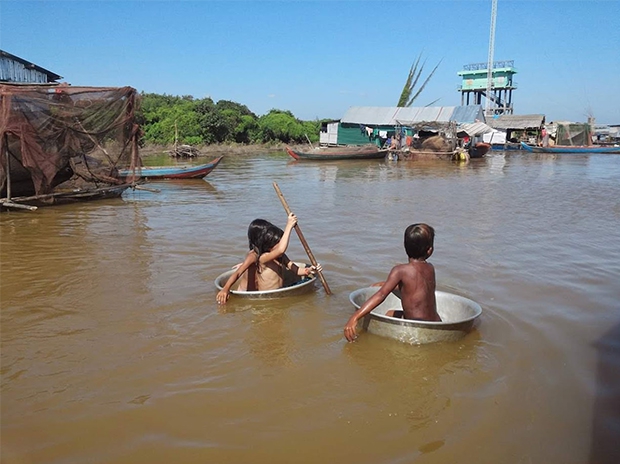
[458,68,517,90]
[337,124,375,146]
[337,123,415,146]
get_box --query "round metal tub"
[214,264,317,299]
[349,288,482,344]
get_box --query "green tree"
[257,109,307,143]
[138,92,319,146]
[397,53,441,107]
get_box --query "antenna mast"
[485,0,498,118]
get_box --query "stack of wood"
[168,144,201,158]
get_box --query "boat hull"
[286,146,388,161]
[214,265,317,299]
[120,156,223,179]
[349,288,482,344]
[520,142,620,154]
[469,142,491,158]
[1,184,131,210]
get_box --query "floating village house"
[0,50,62,84]
[487,114,545,145]
[320,105,487,147]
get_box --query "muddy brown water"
[2,151,620,463]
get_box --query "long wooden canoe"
[120,156,223,179]
[286,146,388,161]
[349,288,482,344]
[520,142,620,154]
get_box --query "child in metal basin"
[344,223,440,341]
[216,213,321,304]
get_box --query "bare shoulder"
[389,263,410,277]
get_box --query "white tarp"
[483,129,507,144]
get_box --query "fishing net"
[555,122,592,146]
[0,84,141,199]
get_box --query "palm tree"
[397,53,442,107]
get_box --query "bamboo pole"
[1,201,38,211]
[273,182,332,295]
[1,134,38,210]
[4,133,11,201]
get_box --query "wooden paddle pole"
[273,182,332,295]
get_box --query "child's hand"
[286,212,298,229]
[216,289,230,304]
[344,318,359,342]
[305,263,322,275]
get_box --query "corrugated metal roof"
[450,105,485,124]
[458,122,495,136]
[341,105,485,126]
[0,50,62,82]
[489,114,545,130]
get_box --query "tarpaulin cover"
[1,84,140,198]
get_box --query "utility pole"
[485,0,498,118]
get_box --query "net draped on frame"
[0,84,141,198]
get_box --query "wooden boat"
[120,156,223,180]
[393,148,460,161]
[349,288,482,344]
[520,142,620,154]
[1,184,131,211]
[469,142,491,158]
[285,145,389,161]
[214,264,317,299]
[489,142,523,151]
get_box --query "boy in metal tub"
[344,223,439,341]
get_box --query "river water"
[1,151,619,463]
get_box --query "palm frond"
[407,59,442,107]
[397,53,441,108]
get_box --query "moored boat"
[1,183,132,211]
[469,142,491,158]
[214,264,317,299]
[349,287,482,344]
[285,145,388,161]
[120,156,223,180]
[520,142,620,154]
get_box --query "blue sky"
[2,1,619,123]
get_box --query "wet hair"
[247,219,284,263]
[404,223,435,260]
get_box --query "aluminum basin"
[349,288,482,344]
[214,264,316,299]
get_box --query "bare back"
[391,260,439,321]
[238,255,285,291]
